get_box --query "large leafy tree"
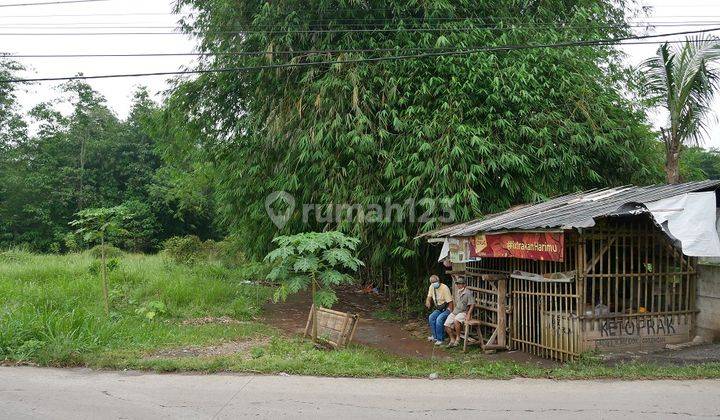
[639,36,720,184]
[0,59,29,246]
[177,1,657,299]
[0,81,217,251]
[680,146,720,181]
[0,59,27,155]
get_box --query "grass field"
[2,250,720,379]
[0,249,272,366]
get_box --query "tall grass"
[0,250,271,365]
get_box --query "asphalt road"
[1,367,719,419]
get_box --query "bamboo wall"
[458,215,696,361]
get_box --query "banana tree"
[639,36,720,183]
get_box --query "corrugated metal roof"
[422,180,720,238]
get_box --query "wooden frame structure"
[304,305,360,348]
[452,215,697,361]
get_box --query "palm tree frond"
[640,35,720,147]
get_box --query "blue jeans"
[428,309,450,341]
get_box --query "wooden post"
[100,235,109,315]
[497,278,507,348]
[303,304,314,338]
[311,274,317,341]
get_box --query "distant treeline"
[0,68,220,252]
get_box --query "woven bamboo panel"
[458,216,698,362]
[304,305,359,348]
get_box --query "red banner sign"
[469,231,564,262]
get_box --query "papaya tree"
[70,206,129,315]
[265,231,363,340]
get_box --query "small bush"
[215,235,248,268]
[89,258,120,276]
[0,247,33,263]
[88,244,125,259]
[135,300,167,321]
[162,235,205,265]
[162,236,272,280]
[63,233,82,253]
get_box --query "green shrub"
[162,235,205,265]
[63,233,82,253]
[135,300,167,321]
[161,236,272,280]
[89,258,120,276]
[88,244,125,259]
[112,200,161,253]
[0,247,32,264]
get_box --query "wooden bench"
[462,319,483,352]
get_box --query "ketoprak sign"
[468,231,565,262]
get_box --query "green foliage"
[265,231,363,307]
[88,257,119,275]
[639,36,720,182]
[113,200,161,252]
[162,235,206,265]
[0,253,272,364]
[70,205,132,314]
[170,0,661,301]
[89,245,124,259]
[680,147,720,181]
[0,82,219,253]
[70,206,130,245]
[135,300,167,321]
[161,235,272,279]
[0,246,32,264]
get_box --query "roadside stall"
[422,180,720,361]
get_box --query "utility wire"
[0,12,169,18]
[2,17,720,25]
[4,21,720,36]
[2,39,710,59]
[3,21,720,29]
[2,26,718,84]
[0,0,107,7]
[1,13,719,21]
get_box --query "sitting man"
[425,274,453,345]
[444,277,475,347]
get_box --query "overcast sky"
[3,0,720,148]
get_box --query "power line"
[1,39,705,59]
[0,11,168,18]
[0,0,108,8]
[5,21,720,36]
[3,17,720,25]
[0,12,718,21]
[3,21,720,29]
[2,26,718,84]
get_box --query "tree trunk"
[78,137,86,210]
[311,273,317,341]
[663,129,681,184]
[101,236,109,315]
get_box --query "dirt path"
[262,287,449,359]
[262,287,555,367]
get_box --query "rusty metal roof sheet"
[422,180,720,238]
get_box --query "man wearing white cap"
[444,277,475,347]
